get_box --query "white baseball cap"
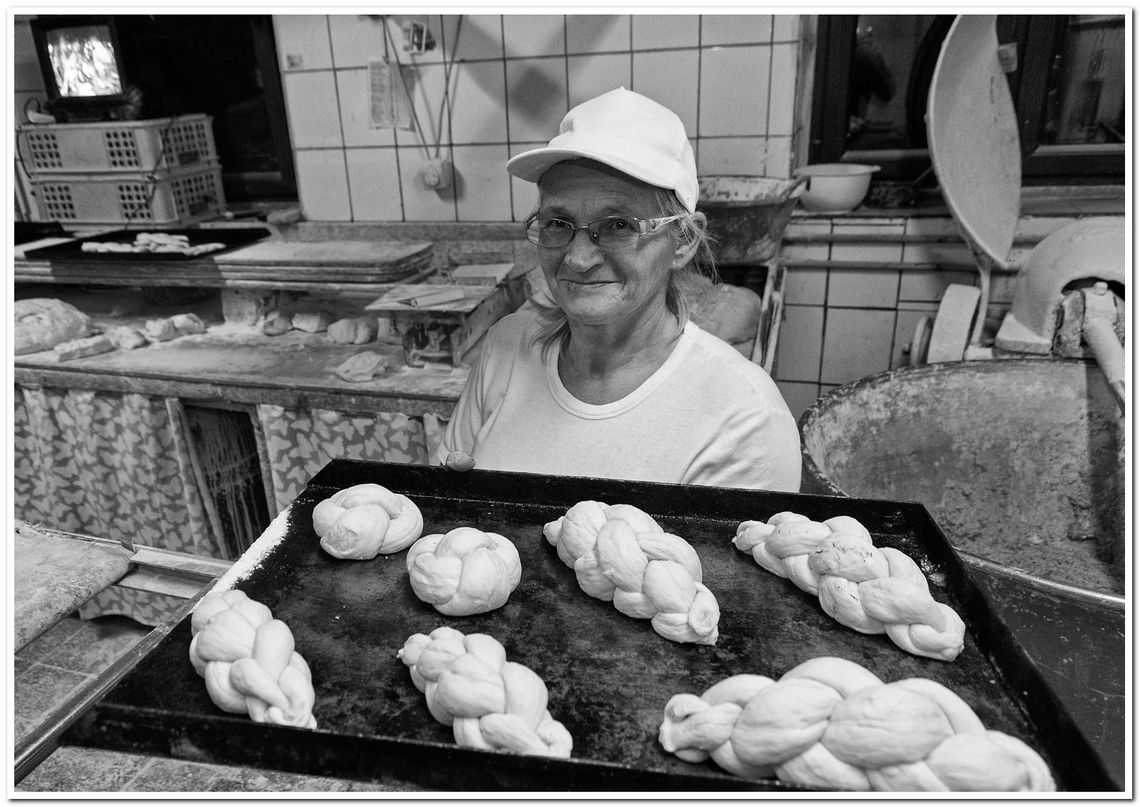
[506,87,699,212]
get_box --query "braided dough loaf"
[659,655,1055,791]
[543,500,720,645]
[733,512,964,661]
[312,483,423,559]
[189,589,317,729]
[407,527,522,615]
[398,626,573,757]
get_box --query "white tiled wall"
[271,13,802,224]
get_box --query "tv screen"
[43,23,123,98]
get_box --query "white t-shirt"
[435,308,802,491]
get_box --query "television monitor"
[31,15,135,122]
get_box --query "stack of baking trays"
[60,460,1116,792]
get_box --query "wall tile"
[821,307,896,385]
[631,15,700,50]
[505,58,568,143]
[898,268,979,303]
[566,15,631,54]
[827,266,899,308]
[701,14,773,45]
[294,149,350,220]
[503,15,564,58]
[781,243,829,263]
[774,304,823,383]
[697,137,770,177]
[274,15,333,72]
[832,218,906,234]
[699,45,769,136]
[783,265,827,305]
[901,241,977,267]
[345,147,404,221]
[772,15,799,42]
[336,68,398,148]
[394,61,451,151]
[448,60,509,144]
[831,242,903,263]
[567,54,631,108]
[767,43,798,137]
[893,303,938,369]
[449,15,504,62]
[399,146,458,221]
[632,49,699,135]
[775,380,820,423]
[453,144,512,222]
[509,142,544,221]
[328,14,391,68]
[761,137,794,179]
[904,216,961,239]
[1016,216,1076,240]
[283,71,343,148]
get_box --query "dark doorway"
[115,14,296,201]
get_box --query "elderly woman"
[435,88,801,491]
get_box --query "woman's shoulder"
[681,321,784,397]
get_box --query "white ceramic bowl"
[795,164,880,214]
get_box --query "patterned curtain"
[13,385,218,625]
[256,404,444,512]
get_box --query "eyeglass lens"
[527,216,643,249]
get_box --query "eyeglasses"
[524,214,683,250]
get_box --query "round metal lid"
[926,14,1021,269]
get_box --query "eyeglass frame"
[524,213,685,250]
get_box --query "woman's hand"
[444,451,476,472]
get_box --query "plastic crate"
[17,115,217,174]
[29,162,226,226]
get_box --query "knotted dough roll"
[407,527,522,616]
[398,626,573,758]
[543,500,720,645]
[188,589,317,729]
[733,512,964,661]
[312,483,423,559]
[659,655,1055,792]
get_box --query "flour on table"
[212,504,295,593]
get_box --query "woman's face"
[536,160,688,331]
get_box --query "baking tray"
[20,227,271,261]
[64,459,1115,792]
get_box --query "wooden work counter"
[13,287,470,416]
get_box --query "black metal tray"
[65,460,1115,792]
[20,227,271,261]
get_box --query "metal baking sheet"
[20,227,271,262]
[65,459,1114,792]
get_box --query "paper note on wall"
[369,59,413,130]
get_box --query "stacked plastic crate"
[17,114,225,227]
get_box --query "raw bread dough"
[659,655,1055,791]
[15,298,92,355]
[398,626,573,757]
[188,589,317,729]
[406,527,522,615]
[733,512,965,661]
[543,501,720,645]
[312,483,423,559]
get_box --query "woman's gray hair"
[529,185,719,358]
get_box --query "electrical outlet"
[286,53,303,69]
[417,158,452,191]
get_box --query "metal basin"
[800,358,1125,604]
[799,358,1127,785]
